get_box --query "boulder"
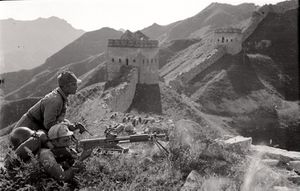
[181,172,237,191]
[200,177,237,191]
[124,124,135,135]
[241,162,287,191]
[181,170,204,191]
[262,159,280,166]
[220,136,252,154]
[202,136,251,163]
[251,145,300,162]
[288,161,300,172]
[273,186,300,191]
[287,175,300,185]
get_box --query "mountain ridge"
[0,17,85,73]
[142,2,257,43]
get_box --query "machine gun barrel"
[79,133,167,152]
[117,133,166,143]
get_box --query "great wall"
[100,0,298,114]
[162,1,298,91]
[102,30,160,113]
[103,67,138,113]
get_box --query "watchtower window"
[119,58,122,63]
[126,58,129,65]
[222,37,224,43]
[112,58,114,62]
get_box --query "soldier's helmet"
[9,127,35,150]
[9,127,45,160]
[48,123,73,140]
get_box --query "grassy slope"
[187,51,299,150]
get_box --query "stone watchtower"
[106,30,159,84]
[213,27,242,55]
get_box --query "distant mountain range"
[0,16,85,73]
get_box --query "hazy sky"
[0,0,285,31]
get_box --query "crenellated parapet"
[215,27,242,34]
[108,39,158,48]
[210,27,243,55]
[106,30,159,85]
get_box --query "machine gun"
[79,133,169,156]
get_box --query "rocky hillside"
[158,39,201,68]
[1,78,299,190]
[243,8,299,101]
[160,4,299,151]
[0,17,84,73]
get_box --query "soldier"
[4,127,48,173]
[13,71,86,149]
[39,123,92,181]
[14,71,81,132]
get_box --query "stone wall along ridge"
[103,68,138,112]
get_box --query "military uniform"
[39,123,85,181]
[14,87,68,131]
[4,127,47,175]
[39,147,76,180]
